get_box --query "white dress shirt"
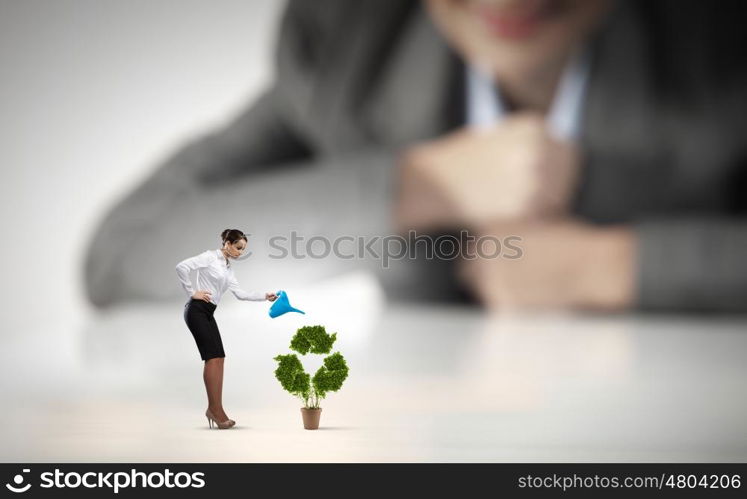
[465,46,591,140]
[175,249,265,305]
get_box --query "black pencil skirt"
[184,298,225,361]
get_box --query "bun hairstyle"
[220,229,248,245]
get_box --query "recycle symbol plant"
[273,325,349,409]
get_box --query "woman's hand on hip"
[192,290,212,302]
[266,292,278,302]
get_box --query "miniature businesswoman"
[175,228,277,430]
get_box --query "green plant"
[273,325,349,409]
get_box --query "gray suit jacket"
[83,0,747,312]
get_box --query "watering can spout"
[269,290,305,318]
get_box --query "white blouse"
[175,249,266,305]
[465,45,590,140]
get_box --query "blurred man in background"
[83,0,746,313]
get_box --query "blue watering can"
[268,290,305,318]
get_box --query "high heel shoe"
[205,409,235,429]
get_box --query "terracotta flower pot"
[301,407,322,430]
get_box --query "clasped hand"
[396,113,635,311]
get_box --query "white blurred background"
[0,0,284,336]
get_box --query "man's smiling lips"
[472,0,559,40]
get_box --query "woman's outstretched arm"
[226,271,266,302]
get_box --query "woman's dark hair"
[221,229,248,245]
